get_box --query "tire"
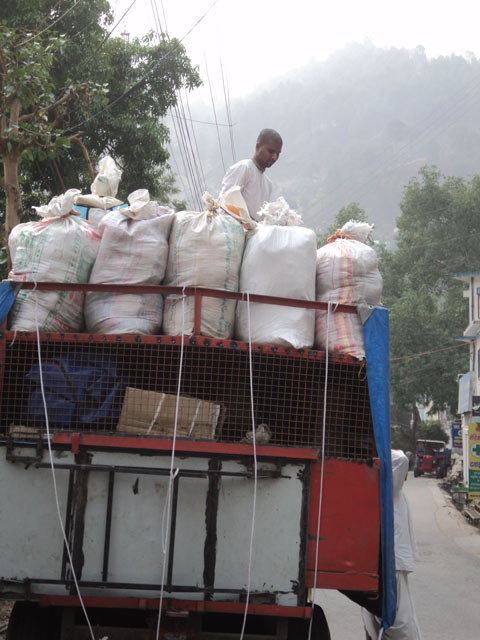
[288,605,331,640]
[6,602,61,640]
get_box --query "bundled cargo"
[73,156,125,226]
[162,192,246,338]
[235,199,316,349]
[8,189,100,332]
[315,220,383,359]
[85,189,174,334]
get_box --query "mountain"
[176,42,480,244]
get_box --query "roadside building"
[453,272,480,497]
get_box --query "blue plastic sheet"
[0,281,15,325]
[363,307,396,628]
[26,355,124,428]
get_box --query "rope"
[154,287,186,640]
[239,291,258,640]
[308,301,332,640]
[33,290,96,640]
[327,229,355,243]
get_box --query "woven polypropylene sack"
[315,237,382,358]
[235,225,317,348]
[163,209,245,338]
[8,216,100,332]
[85,207,174,334]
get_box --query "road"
[314,471,480,639]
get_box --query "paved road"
[314,471,480,639]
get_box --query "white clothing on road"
[219,159,272,221]
[362,450,423,640]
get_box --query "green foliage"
[417,421,448,442]
[317,201,370,246]
[0,0,202,228]
[380,166,472,415]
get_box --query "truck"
[413,438,452,479]
[0,282,396,639]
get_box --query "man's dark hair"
[257,129,282,146]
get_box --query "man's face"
[254,139,282,170]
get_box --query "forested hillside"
[191,42,480,242]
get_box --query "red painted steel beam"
[51,432,320,460]
[11,281,357,314]
[38,595,312,618]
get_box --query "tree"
[0,25,92,236]
[0,0,202,240]
[317,201,370,246]
[380,166,472,423]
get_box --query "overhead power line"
[61,0,221,135]
[17,0,84,47]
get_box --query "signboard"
[458,372,473,414]
[451,422,462,449]
[468,421,480,500]
[473,396,480,417]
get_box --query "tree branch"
[69,134,95,180]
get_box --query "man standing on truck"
[219,128,283,220]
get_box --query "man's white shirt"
[219,159,272,221]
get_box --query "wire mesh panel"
[0,333,375,458]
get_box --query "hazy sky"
[115,0,480,98]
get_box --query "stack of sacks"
[85,189,174,334]
[73,156,125,226]
[235,198,317,349]
[8,189,100,332]
[162,192,246,338]
[315,220,383,359]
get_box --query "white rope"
[239,291,258,640]
[155,288,186,640]
[33,291,97,640]
[308,301,332,640]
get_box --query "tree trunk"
[3,151,22,237]
[411,404,421,450]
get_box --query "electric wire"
[16,0,84,47]
[150,0,206,209]
[220,59,236,163]
[177,89,207,195]
[183,89,208,192]
[204,54,226,173]
[391,341,470,362]
[60,0,221,135]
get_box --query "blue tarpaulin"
[362,306,396,628]
[0,281,16,325]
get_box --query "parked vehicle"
[413,439,452,478]
[0,283,395,639]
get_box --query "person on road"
[219,129,283,221]
[362,449,423,640]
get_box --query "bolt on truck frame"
[0,283,396,639]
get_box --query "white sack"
[85,190,174,334]
[73,193,125,228]
[315,220,382,359]
[91,156,122,198]
[257,197,304,226]
[162,193,245,339]
[236,225,317,348]
[8,189,100,332]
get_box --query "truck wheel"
[6,602,61,640]
[288,605,331,640]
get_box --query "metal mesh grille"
[0,334,375,458]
